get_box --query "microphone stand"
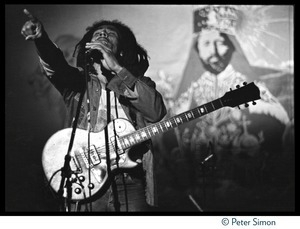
[57,151,72,211]
[56,74,85,212]
[85,50,121,211]
[200,141,214,210]
[105,89,121,212]
[57,51,93,211]
[84,51,93,211]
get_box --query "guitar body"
[42,118,139,203]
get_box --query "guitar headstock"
[221,82,261,108]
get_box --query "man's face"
[91,25,120,54]
[197,29,233,74]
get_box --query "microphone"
[85,49,103,61]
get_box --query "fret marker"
[200,107,205,113]
[166,121,171,127]
[135,134,140,140]
[141,131,147,138]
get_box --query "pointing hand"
[21,9,43,41]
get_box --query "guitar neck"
[119,97,224,149]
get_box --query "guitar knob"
[236,85,240,88]
[78,176,85,182]
[252,101,256,105]
[243,82,248,85]
[88,183,95,189]
[245,103,249,107]
[74,188,82,194]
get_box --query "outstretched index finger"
[23,9,37,22]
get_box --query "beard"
[200,51,233,75]
[204,60,226,74]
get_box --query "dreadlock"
[73,20,149,77]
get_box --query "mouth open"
[98,39,112,49]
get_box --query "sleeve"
[34,31,85,94]
[107,67,167,123]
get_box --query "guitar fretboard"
[119,98,224,149]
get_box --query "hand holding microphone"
[85,41,122,73]
[85,49,103,61]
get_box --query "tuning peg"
[252,101,256,105]
[245,103,249,108]
[236,85,240,89]
[237,105,240,109]
[243,82,248,86]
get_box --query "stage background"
[5,4,294,213]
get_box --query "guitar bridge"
[71,155,82,173]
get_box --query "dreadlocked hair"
[73,20,149,77]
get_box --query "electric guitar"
[42,82,261,203]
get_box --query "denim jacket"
[35,32,167,206]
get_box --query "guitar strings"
[83,105,208,163]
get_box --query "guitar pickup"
[70,155,82,173]
[88,145,101,166]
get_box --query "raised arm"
[21,9,84,93]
